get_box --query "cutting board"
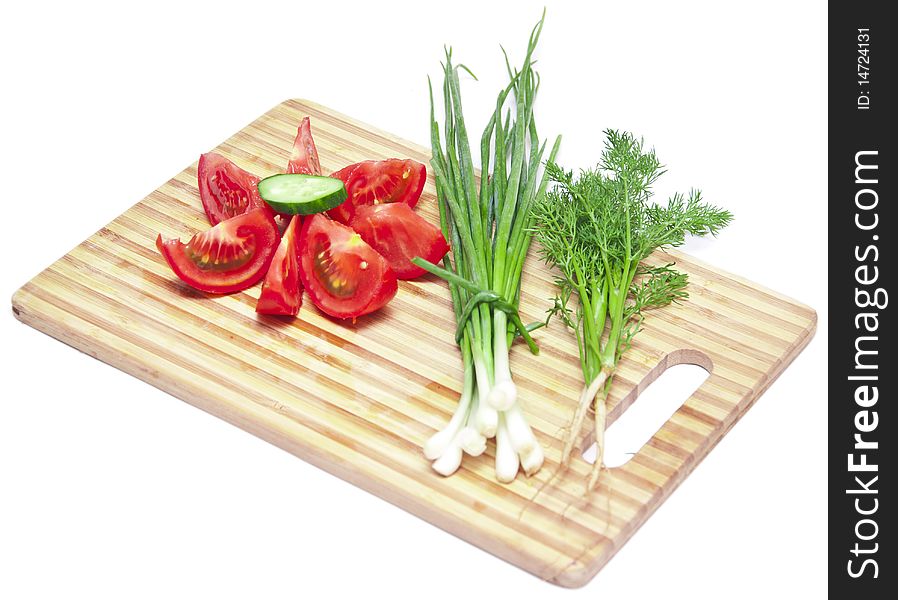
[11,99,816,587]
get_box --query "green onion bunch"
[414,12,561,482]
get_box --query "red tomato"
[286,117,322,176]
[327,159,426,224]
[298,214,398,319]
[349,203,449,280]
[256,215,303,316]
[157,208,279,294]
[198,152,270,226]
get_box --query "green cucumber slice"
[257,174,347,215]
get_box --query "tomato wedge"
[349,203,449,280]
[286,117,322,176]
[198,152,271,226]
[157,208,279,294]
[298,214,398,319]
[256,215,303,315]
[327,159,426,223]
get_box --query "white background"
[0,1,827,598]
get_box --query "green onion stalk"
[415,12,561,482]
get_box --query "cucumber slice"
[257,174,347,215]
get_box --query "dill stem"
[561,368,610,467]
[587,395,608,492]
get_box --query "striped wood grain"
[11,99,817,587]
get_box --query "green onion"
[416,10,561,481]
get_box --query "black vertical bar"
[829,2,893,596]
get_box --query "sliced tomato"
[349,203,449,280]
[198,152,271,226]
[157,208,279,294]
[326,159,426,224]
[286,117,322,176]
[298,214,398,319]
[256,215,303,316]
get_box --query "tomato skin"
[157,208,279,294]
[324,163,359,223]
[326,159,426,224]
[198,152,271,226]
[286,117,322,176]
[298,214,398,319]
[349,203,449,279]
[256,215,303,316]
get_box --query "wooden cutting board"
[10,99,816,588]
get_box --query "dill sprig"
[532,129,732,491]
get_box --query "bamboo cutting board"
[11,99,816,587]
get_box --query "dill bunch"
[532,129,732,492]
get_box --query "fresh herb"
[532,130,732,491]
[413,11,562,482]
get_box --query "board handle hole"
[582,361,710,468]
